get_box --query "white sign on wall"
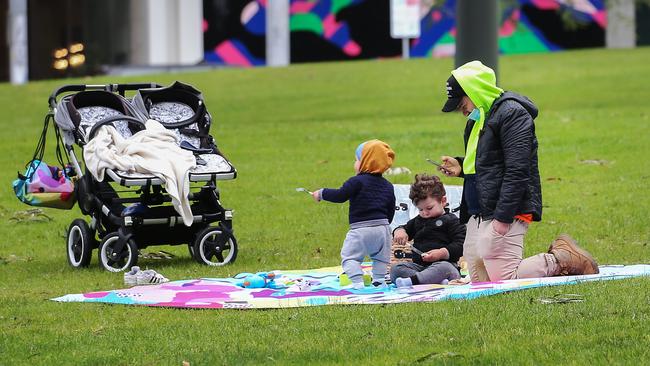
[390,0,421,39]
[390,184,463,231]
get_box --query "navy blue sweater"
[322,173,395,225]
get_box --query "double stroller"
[49,82,238,271]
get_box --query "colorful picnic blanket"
[52,264,650,309]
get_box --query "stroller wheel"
[193,226,237,266]
[98,232,138,272]
[66,219,95,268]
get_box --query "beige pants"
[463,216,559,282]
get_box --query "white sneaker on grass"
[124,266,141,286]
[136,269,169,285]
[124,266,169,286]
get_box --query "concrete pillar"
[8,0,28,84]
[606,0,636,49]
[266,0,290,67]
[130,0,203,65]
[178,1,204,64]
[455,0,499,80]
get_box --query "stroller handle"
[49,83,162,109]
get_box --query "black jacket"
[457,91,542,224]
[395,212,466,265]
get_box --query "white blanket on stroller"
[84,119,197,226]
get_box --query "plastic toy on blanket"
[235,272,317,291]
[237,271,283,289]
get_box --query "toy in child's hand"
[394,245,425,259]
[295,187,313,195]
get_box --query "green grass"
[1,47,650,365]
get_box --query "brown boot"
[548,234,599,275]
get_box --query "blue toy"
[238,271,283,289]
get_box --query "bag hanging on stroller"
[13,114,76,209]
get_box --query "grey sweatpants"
[340,224,391,284]
[390,261,461,285]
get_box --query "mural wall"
[203,0,607,67]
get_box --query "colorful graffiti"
[203,0,607,66]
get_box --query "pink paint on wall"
[323,14,341,38]
[592,10,607,28]
[215,41,252,67]
[290,0,317,14]
[500,10,520,36]
[343,41,361,56]
[530,0,560,10]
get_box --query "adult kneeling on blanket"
[438,60,599,282]
[312,139,395,290]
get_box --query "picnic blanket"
[52,264,650,309]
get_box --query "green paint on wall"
[332,0,353,14]
[439,32,456,45]
[290,13,324,34]
[499,22,549,54]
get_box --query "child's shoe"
[136,268,170,285]
[124,266,141,286]
[395,277,413,288]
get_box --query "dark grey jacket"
[457,91,542,224]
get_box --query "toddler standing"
[313,139,396,289]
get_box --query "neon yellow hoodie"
[451,61,503,174]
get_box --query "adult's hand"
[393,228,408,245]
[440,156,461,177]
[492,220,510,236]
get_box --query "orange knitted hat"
[357,139,395,174]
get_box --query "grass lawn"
[1,47,650,365]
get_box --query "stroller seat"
[105,152,236,186]
[78,106,134,139]
[102,81,237,186]
[61,90,146,144]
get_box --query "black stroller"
[49,82,238,271]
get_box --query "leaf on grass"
[535,293,584,304]
[139,251,175,260]
[9,209,52,223]
[0,254,32,264]
[385,167,412,176]
[579,159,610,166]
[415,351,461,363]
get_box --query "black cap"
[441,75,465,112]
